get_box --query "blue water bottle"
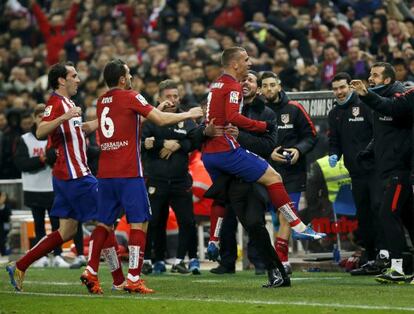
[333,244,341,263]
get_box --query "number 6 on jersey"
[101,107,114,138]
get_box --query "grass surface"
[0,265,413,313]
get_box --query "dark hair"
[20,111,33,120]
[392,58,407,67]
[193,77,208,85]
[34,104,46,117]
[371,62,396,83]
[159,79,178,95]
[221,47,246,67]
[103,59,127,88]
[331,72,352,85]
[248,70,259,79]
[258,71,280,87]
[48,62,74,90]
[323,43,338,52]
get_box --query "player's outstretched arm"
[146,102,203,126]
[82,119,98,135]
[36,107,81,139]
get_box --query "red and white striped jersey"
[42,92,90,180]
[96,88,154,178]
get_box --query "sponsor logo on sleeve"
[229,91,239,104]
[136,94,148,105]
[44,106,52,117]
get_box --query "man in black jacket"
[351,62,413,284]
[261,71,317,274]
[142,79,200,275]
[328,72,380,275]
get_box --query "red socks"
[16,231,64,272]
[102,230,125,286]
[266,182,306,232]
[209,202,226,242]
[275,237,289,263]
[127,229,146,282]
[86,226,108,274]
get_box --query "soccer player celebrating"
[6,62,100,291]
[202,47,325,260]
[80,59,203,294]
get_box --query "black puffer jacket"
[360,81,412,179]
[328,92,374,177]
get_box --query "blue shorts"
[202,147,268,183]
[271,191,302,230]
[51,175,98,223]
[97,177,151,226]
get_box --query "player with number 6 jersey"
[81,59,203,295]
[96,89,152,179]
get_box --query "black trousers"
[226,180,286,275]
[218,206,266,271]
[145,179,198,261]
[351,173,382,260]
[30,207,61,256]
[379,171,414,259]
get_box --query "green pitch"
[1,265,413,313]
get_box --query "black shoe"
[375,268,407,284]
[171,261,190,274]
[142,262,153,275]
[350,255,390,276]
[210,265,235,274]
[283,263,292,275]
[262,268,291,288]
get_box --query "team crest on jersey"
[44,106,52,117]
[148,186,156,194]
[178,121,184,128]
[229,91,239,104]
[281,114,290,124]
[352,107,360,117]
[136,94,148,105]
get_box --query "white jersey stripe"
[136,114,143,177]
[60,100,78,178]
[62,98,89,177]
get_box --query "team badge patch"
[44,106,52,117]
[281,114,290,124]
[229,91,239,104]
[148,186,156,194]
[352,107,360,117]
[136,94,148,105]
[178,121,184,128]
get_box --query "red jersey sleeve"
[224,85,267,133]
[42,100,64,122]
[129,92,154,117]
